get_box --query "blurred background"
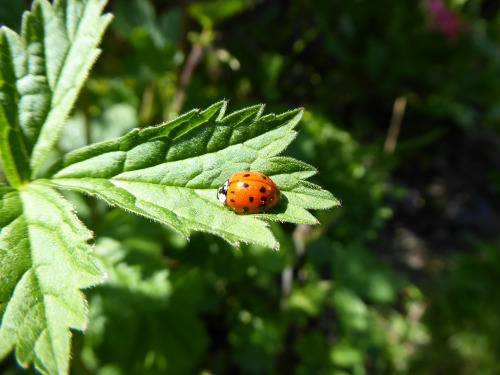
[2,0,500,374]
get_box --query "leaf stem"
[80,85,99,226]
[384,95,407,155]
[169,29,210,118]
[81,86,92,146]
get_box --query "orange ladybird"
[217,172,280,214]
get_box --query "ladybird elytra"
[217,171,280,214]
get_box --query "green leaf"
[190,0,249,29]
[0,30,30,187]
[43,102,340,249]
[0,0,112,184]
[0,182,105,375]
[80,234,208,374]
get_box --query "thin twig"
[170,37,205,117]
[384,95,407,155]
[81,85,99,227]
[139,81,155,125]
[281,224,311,309]
[81,85,92,146]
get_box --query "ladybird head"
[217,179,229,205]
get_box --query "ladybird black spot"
[261,196,267,202]
[243,183,249,187]
[230,199,235,203]
[243,207,249,213]
[249,197,254,202]
[262,176,267,180]
[231,191,235,194]
[260,186,266,193]
[259,203,266,211]
[244,173,250,177]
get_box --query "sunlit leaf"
[44,102,340,249]
[0,183,105,375]
[0,0,112,182]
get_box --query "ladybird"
[217,172,280,214]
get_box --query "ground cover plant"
[0,1,337,374]
[1,0,500,374]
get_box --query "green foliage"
[0,1,111,373]
[81,218,208,375]
[190,0,249,29]
[2,0,500,374]
[0,0,112,183]
[0,1,337,374]
[0,183,105,375]
[43,102,338,249]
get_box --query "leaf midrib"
[46,4,70,109]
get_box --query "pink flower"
[423,0,459,37]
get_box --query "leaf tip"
[274,243,280,250]
[300,107,305,111]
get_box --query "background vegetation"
[1,0,500,374]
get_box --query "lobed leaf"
[0,182,106,375]
[43,102,340,248]
[0,31,30,187]
[79,235,208,373]
[0,0,112,184]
